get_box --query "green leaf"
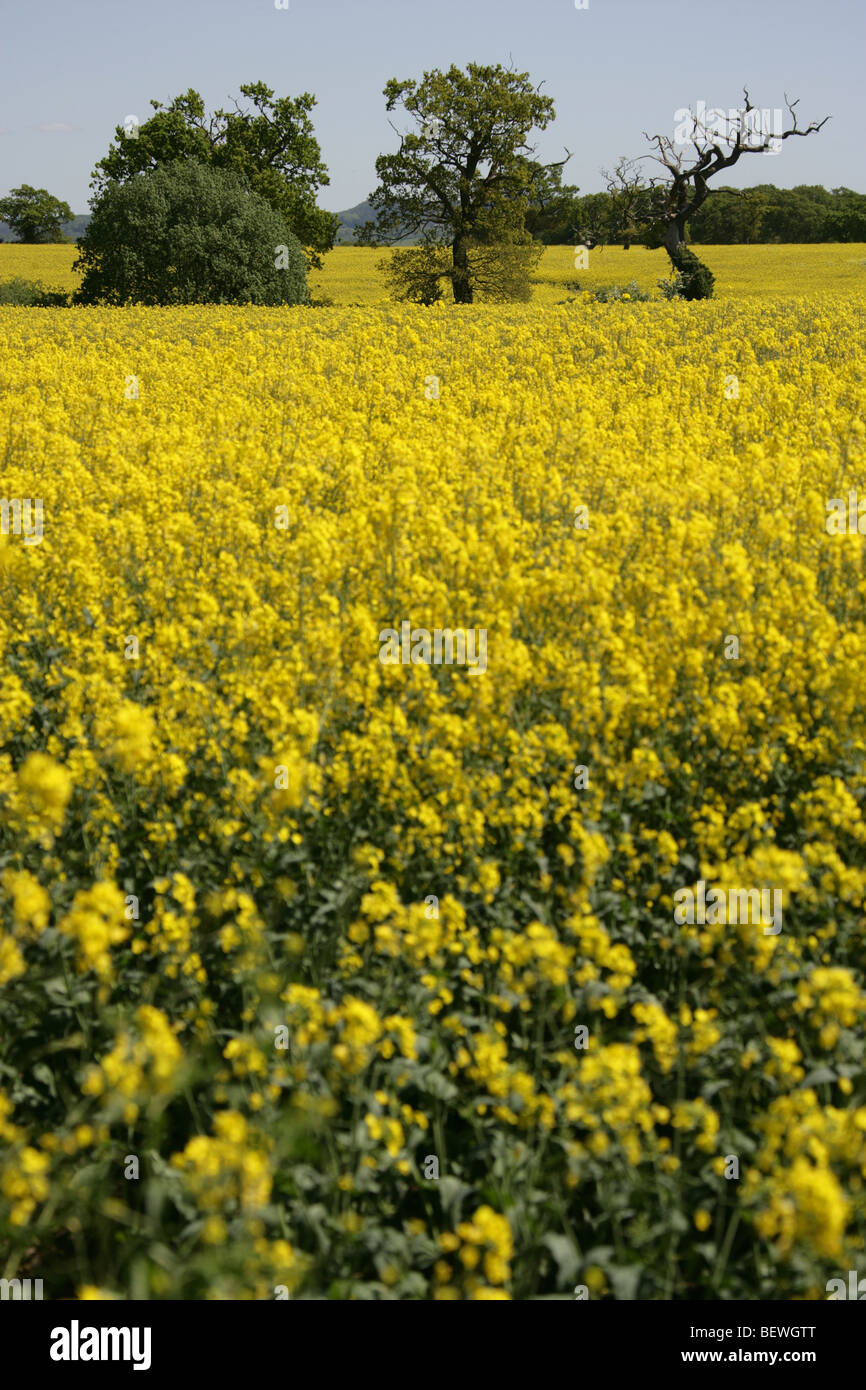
[422,1069,458,1101]
[802,1066,836,1086]
[32,1062,56,1096]
[541,1233,581,1283]
[436,1176,473,1223]
[607,1264,642,1300]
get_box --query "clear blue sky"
[1,0,862,215]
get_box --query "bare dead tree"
[607,91,830,294]
[599,157,653,249]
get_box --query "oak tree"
[361,63,567,303]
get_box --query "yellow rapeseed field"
[1,262,866,1299]
[3,240,866,302]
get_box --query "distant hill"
[0,213,90,243]
[1,204,411,247]
[62,214,91,239]
[334,200,375,243]
[334,200,420,245]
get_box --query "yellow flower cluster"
[435,1205,514,1299]
[59,882,129,977]
[170,1111,273,1214]
[82,1006,184,1121]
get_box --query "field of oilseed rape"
[1,283,866,1302]
[3,241,866,303]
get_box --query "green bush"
[667,246,715,301]
[380,245,448,304]
[0,277,70,307]
[590,279,652,303]
[74,161,310,307]
[0,277,43,305]
[381,235,543,305]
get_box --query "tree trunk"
[664,216,687,270]
[662,216,715,299]
[451,237,473,303]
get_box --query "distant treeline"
[0,213,90,242]
[4,188,865,250]
[529,185,866,245]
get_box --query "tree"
[687,186,768,244]
[0,185,73,243]
[73,161,309,307]
[607,91,829,296]
[523,160,581,243]
[90,84,337,266]
[570,192,614,251]
[360,63,566,303]
[601,158,660,250]
[827,187,866,242]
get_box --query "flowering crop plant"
[1,254,866,1300]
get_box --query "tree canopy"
[360,63,567,302]
[91,83,337,266]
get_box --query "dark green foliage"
[530,185,866,246]
[91,84,337,266]
[687,185,866,243]
[669,246,716,299]
[73,162,310,307]
[522,160,581,243]
[0,277,71,306]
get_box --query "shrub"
[381,236,543,305]
[0,277,70,306]
[380,245,449,305]
[73,161,310,307]
[666,246,716,301]
[590,279,652,303]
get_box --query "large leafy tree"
[0,185,73,243]
[91,83,337,266]
[360,63,567,303]
[73,161,309,306]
